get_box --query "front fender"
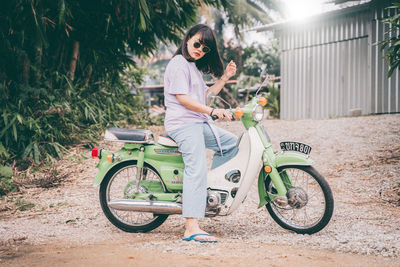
[275,152,314,167]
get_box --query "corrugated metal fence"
[279,2,399,119]
[372,5,399,114]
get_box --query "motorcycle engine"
[205,190,228,216]
[207,191,221,208]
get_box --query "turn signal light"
[91,147,102,159]
[107,153,114,163]
[264,165,272,173]
[258,97,267,107]
[234,108,244,118]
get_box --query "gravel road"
[0,114,399,265]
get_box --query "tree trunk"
[219,87,240,108]
[69,41,80,80]
[23,57,30,86]
[84,64,93,87]
[34,46,42,82]
[57,44,65,71]
[245,88,250,104]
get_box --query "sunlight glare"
[282,0,325,21]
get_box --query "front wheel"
[265,165,334,234]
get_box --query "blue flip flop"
[182,233,217,243]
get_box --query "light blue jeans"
[168,122,238,218]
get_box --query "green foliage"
[0,177,18,196]
[217,0,283,39]
[0,0,227,169]
[380,2,400,77]
[0,165,17,196]
[242,42,280,77]
[232,41,281,117]
[0,70,146,166]
[15,199,35,211]
[233,73,259,97]
[265,85,280,118]
[0,165,13,178]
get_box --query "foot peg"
[173,193,182,203]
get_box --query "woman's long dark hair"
[173,24,224,78]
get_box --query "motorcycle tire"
[265,165,334,235]
[99,160,169,233]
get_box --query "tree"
[220,0,283,41]
[380,2,400,77]
[198,0,282,76]
[0,0,228,167]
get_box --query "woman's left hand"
[212,108,233,121]
[223,60,236,81]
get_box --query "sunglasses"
[193,41,210,53]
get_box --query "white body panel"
[207,127,264,216]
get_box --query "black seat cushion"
[106,128,153,143]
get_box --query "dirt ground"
[1,114,399,266]
[1,238,396,267]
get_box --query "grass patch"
[15,199,35,211]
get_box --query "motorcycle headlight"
[252,104,264,121]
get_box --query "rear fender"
[93,148,139,187]
[93,159,137,187]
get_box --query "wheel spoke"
[105,165,165,227]
[267,166,332,232]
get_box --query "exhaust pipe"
[108,199,182,214]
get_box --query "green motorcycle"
[92,93,334,235]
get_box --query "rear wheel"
[265,165,334,234]
[99,161,168,232]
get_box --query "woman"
[164,24,238,243]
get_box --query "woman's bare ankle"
[183,218,217,241]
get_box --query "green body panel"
[256,166,296,208]
[240,98,258,129]
[275,152,314,167]
[159,165,184,191]
[257,169,291,208]
[261,148,287,197]
[137,148,145,168]
[141,145,184,192]
[93,143,185,189]
[255,124,270,148]
[257,170,269,208]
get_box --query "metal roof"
[245,0,390,33]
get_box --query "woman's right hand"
[211,108,232,121]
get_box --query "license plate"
[280,141,312,155]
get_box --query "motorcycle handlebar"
[211,110,235,121]
[211,115,219,121]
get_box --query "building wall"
[371,5,400,114]
[279,3,399,119]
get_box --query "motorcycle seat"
[158,134,178,147]
[104,128,154,144]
